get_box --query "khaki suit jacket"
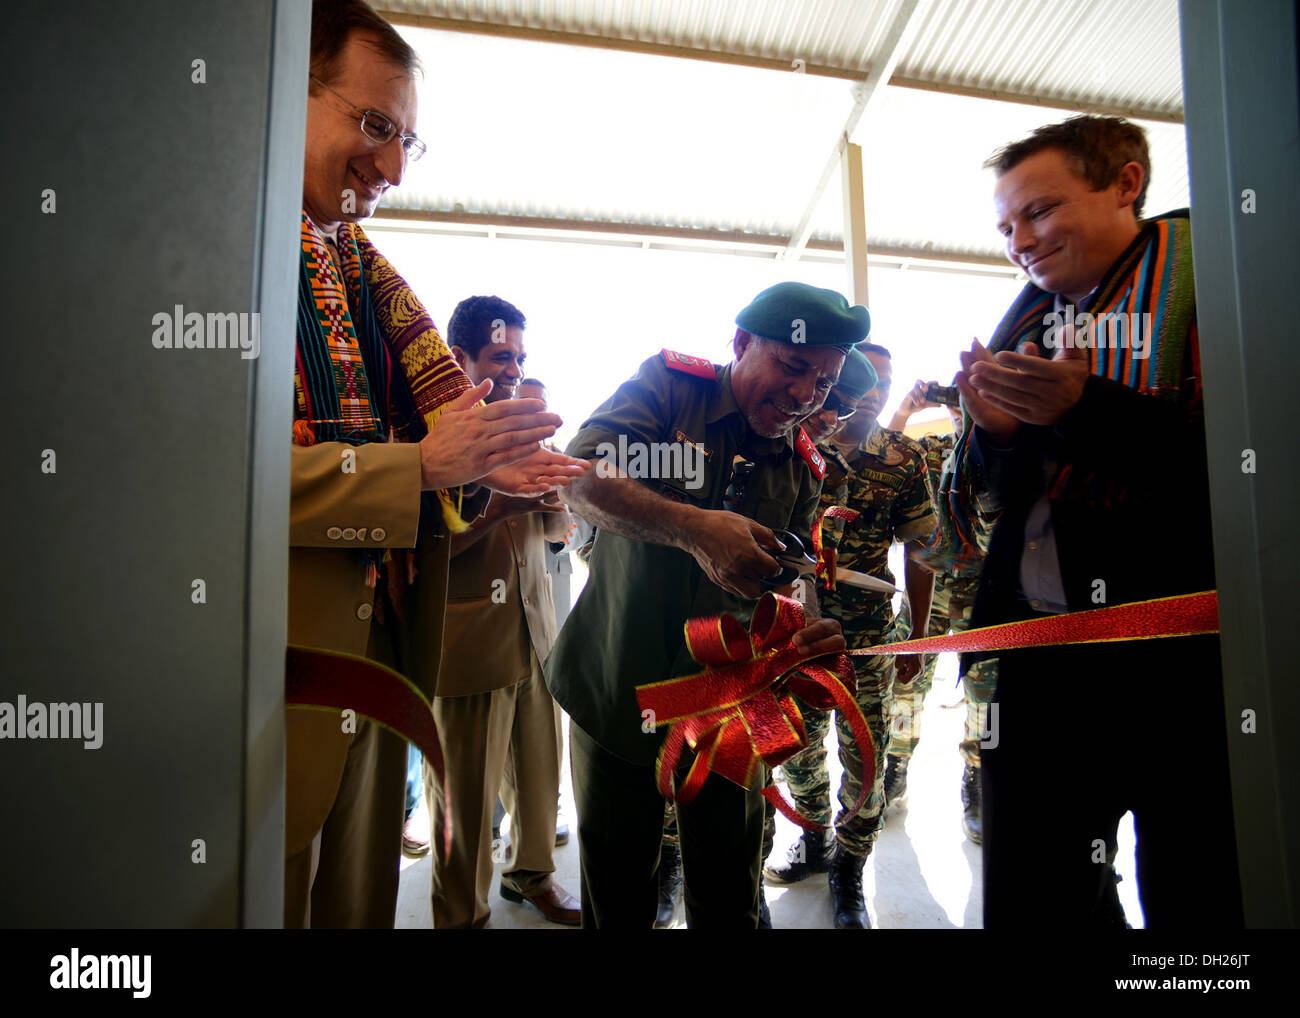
[285,440,421,858]
[435,512,559,698]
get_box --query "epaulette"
[661,348,716,380]
[795,427,827,480]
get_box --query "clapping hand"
[955,339,1021,442]
[419,379,567,490]
[960,332,1090,431]
[483,445,590,497]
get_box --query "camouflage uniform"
[763,422,935,859]
[892,572,996,764]
[661,801,678,849]
[889,433,998,767]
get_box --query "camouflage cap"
[833,347,878,402]
[735,281,871,348]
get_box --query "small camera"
[923,382,960,407]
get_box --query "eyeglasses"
[310,76,427,162]
[818,389,859,422]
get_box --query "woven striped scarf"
[293,211,472,531]
[928,209,1202,572]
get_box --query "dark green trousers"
[570,720,764,928]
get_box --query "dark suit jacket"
[966,368,1216,637]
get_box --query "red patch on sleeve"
[795,427,826,480]
[661,348,716,380]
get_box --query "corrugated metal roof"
[383,0,902,70]
[380,0,1184,118]
[897,0,1183,119]
[379,20,1189,265]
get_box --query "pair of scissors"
[760,529,818,589]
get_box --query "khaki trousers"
[283,600,408,929]
[426,648,562,928]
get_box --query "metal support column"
[1180,0,1299,927]
[839,138,870,305]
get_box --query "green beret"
[833,347,878,402]
[735,281,871,348]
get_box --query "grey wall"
[2,0,308,926]
[1181,0,1300,927]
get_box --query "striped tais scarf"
[927,209,1202,572]
[293,211,473,533]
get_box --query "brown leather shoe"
[499,882,580,926]
[401,806,430,858]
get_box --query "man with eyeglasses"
[285,0,587,929]
[762,342,937,929]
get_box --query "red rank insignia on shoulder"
[795,427,826,479]
[661,348,716,379]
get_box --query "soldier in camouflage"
[761,344,936,929]
[885,383,998,844]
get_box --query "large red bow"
[635,592,876,830]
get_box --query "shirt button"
[1030,599,1042,609]
[1027,540,1039,551]
[356,528,368,540]
[523,597,530,606]
[326,527,343,540]
[356,603,373,621]
[342,527,358,540]
[510,521,518,528]
[371,527,387,542]
[519,560,526,567]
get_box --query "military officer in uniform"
[761,343,936,929]
[548,282,870,928]
[658,351,879,930]
[750,347,876,925]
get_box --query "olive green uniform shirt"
[545,352,824,765]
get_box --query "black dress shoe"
[555,821,570,847]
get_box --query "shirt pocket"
[752,495,795,532]
[744,458,797,532]
[649,434,714,506]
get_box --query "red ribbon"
[635,593,876,832]
[285,646,451,859]
[847,590,1218,658]
[812,505,860,590]
[635,590,1219,833]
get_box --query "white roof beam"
[782,0,932,263]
